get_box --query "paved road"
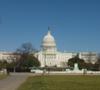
[0,73,29,90]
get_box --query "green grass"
[18,75,100,90]
[0,74,8,80]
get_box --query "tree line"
[0,42,40,72]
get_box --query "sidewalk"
[0,73,28,90]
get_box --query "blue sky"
[0,0,100,52]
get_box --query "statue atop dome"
[47,27,51,35]
[48,26,50,30]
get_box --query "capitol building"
[35,31,98,67]
[0,30,98,67]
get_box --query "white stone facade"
[0,52,20,63]
[79,52,98,64]
[36,31,98,67]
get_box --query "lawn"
[17,75,100,90]
[0,74,8,80]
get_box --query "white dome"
[42,31,56,47]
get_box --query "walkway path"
[0,73,29,90]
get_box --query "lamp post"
[43,50,47,74]
[13,57,16,73]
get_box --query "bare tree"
[16,42,38,54]
[15,42,40,72]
